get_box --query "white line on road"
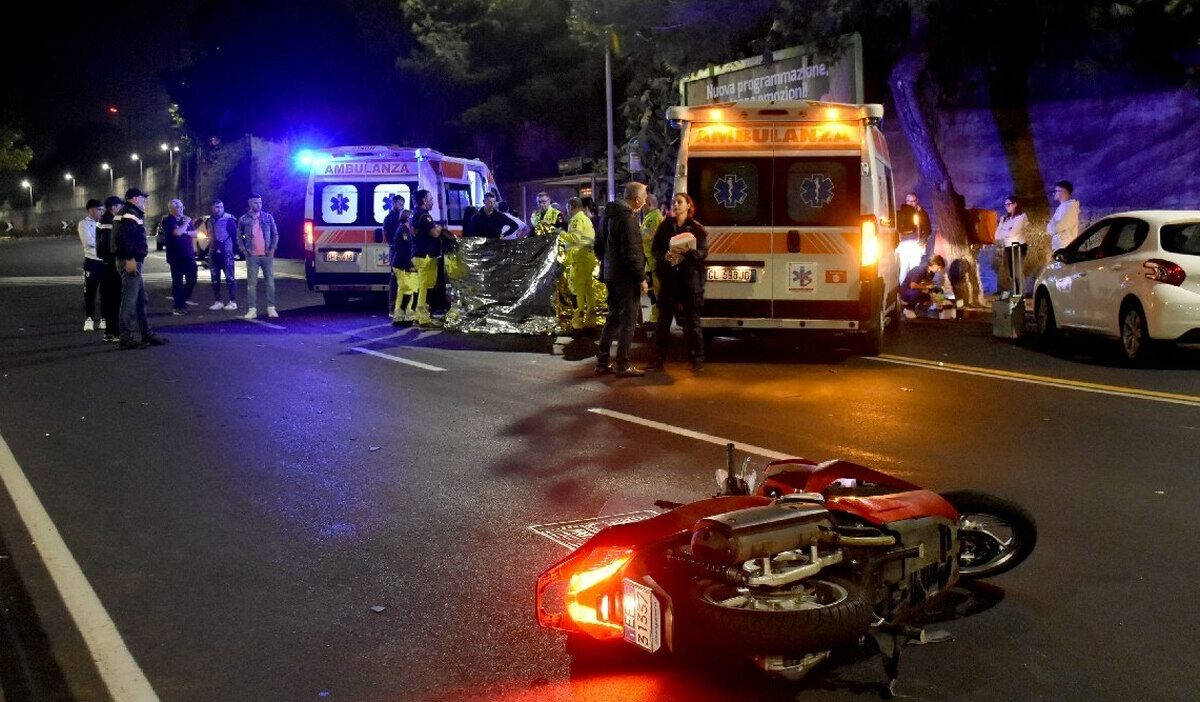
[587,408,790,459]
[0,430,159,701]
[352,346,446,372]
[242,318,286,330]
[345,322,395,337]
[866,354,1200,408]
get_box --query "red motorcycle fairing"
[536,495,772,634]
[759,458,958,526]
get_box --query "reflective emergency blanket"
[442,235,561,334]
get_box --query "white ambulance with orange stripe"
[300,145,496,307]
[666,101,900,354]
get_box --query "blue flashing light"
[294,149,317,170]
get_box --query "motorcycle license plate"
[622,578,662,652]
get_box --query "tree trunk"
[889,51,969,249]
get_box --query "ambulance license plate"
[706,266,757,283]
[323,250,359,263]
[622,578,662,652]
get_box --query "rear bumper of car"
[305,260,390,292]
[1145,284,1200,341]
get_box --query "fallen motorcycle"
[535,445,1036,695]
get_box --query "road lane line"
[242,318,286,330]
[345,322,395,337]
[352,346,446,372]
[588,408,790,459]
[0,431,159,701]
[869,354,1200,407]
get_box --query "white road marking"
[352,346,446,372]
[0,430,159,701]
[587,408,790,459]
[242,318,286,330]
[867,354,1200,408]
[345,322,395,337]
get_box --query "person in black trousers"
[594,182,649,377]
[96,196,124,342]
[647,192,709,372]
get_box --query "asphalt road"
[1,236,1198,702]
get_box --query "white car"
[1033,210,1200,361]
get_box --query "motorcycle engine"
[690,503,833,565]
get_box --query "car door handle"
[1111,264,1124,271]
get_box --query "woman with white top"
[994,195,1029,297]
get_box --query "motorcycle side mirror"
[1052,249,1066,263]
[715,446,760,496]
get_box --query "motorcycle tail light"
[1144,259,1186,286]
[536,546,632,639]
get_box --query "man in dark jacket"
[97,196,124,342]
[160,198,196,315]
[593,182,649,376]
[383,194,406,312]
[114,188,167,349]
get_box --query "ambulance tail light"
[860,216,880,268]
[304,219,314,253]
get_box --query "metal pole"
[605,41,615,202]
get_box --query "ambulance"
[301,145,496,306]
[666,100,900,354]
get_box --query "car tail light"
[536,546,632,639]
[304,219,314,252]
[1144,259,1186,286]
[861,216,879,268]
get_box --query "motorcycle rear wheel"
[942,490,1037,579]
[679,576,873,655]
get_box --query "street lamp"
[101,162,114,189]
[160,142,174,172]
[64,172,75,190]
[131,153,143,184]
[20,180,33,208]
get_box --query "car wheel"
[1035,291,1057,349]
[1119,300,1153,363]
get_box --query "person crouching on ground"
[900,255,947,318]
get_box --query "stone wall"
[885,88,1200,228]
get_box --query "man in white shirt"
[77,199,105,331]
[1046,180,1080,250]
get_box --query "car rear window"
[1161,222,1200,256]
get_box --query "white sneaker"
[243,308,258,319]
[209,301,225,310]
[83,318,94,331]
[224,301,238,311]
[98,319,106,330]
[266,306,279,318]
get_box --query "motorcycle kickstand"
[869,622,925,699]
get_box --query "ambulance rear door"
[312,161,417,289]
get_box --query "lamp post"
[160,142,174,172]
[101,162,114,189]
[20,180,33,208]
[131,153,143,184]
[64,173,76,207]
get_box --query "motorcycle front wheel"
[942,490,1037,579]
[679,576,873,655]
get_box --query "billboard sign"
[680,35,863,106]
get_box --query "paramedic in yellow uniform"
[640,193,664,323]
[562,197,600,329]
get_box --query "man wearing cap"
[160,198,197,315]
[113,188,167,349]
[96,196,124,341]
[77,199,106,331]
[237,193,280,319]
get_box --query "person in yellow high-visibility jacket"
[562,197,600,329]
[641,193,664,323]
[531,191,566,236]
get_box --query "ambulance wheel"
[860,291,886,356]
[323,292,349,308]
[886,292,903,331]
